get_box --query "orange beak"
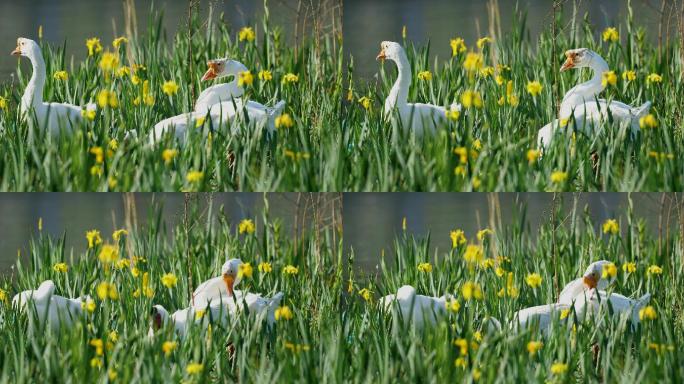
[223,273,235,296]
[201,62,218,81]
[11,46,21,56]
[583,275,597,289]
[560,54,575,72]
[376,49,386,61]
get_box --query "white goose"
[149,59,286,145]
[377,41,461,136]
[190,258,284,326]
[12,280,86,332]
[558,260,616,306]
[12,38,95,136]
[572,289,651,331]
[379,285,449,330]
[537,48,651,148]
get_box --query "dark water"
[344,193,675,272]
[0,0,300,80]
[345,0,668,79]
[0,193,314,274]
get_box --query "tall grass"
[0,195,682,382]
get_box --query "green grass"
[0,195,682,382]
[0,1,681,191]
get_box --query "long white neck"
[560,54,609,117]
[384,50,411,118]
[21,51,46,115]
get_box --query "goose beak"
[376,49,386,61]
[560,57,574,72]
[11,46,21,56]
[583,275,597,289]
[201,62,218,81]
[222,273,235,296]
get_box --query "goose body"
[379,285,448,329]
[149,302,232,339]
[377,41,460,136]
[512,303,570,334]
[572,289,651,330]
[12,38,94,137]
[12,280,85,332]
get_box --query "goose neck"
[385,52,411,113]
[22,52,46,114]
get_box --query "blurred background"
[0,0,341,80]
[344,193,682,272]
[0,193,342,273]
[345,0,676,79]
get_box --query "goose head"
[201,58,249,81]
[221,258,243,296]
[560,48,598,72]
[11,37,40,59]
[581,260,616,290]
[150,305,170,330]
[376,41,404,62]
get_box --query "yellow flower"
[526,81,543,96]
[112,229,128,241]
[461,90,483,109]
[602,71,617,87]
[445,107,460,121]
[283,265,299,275]
[648,343,674,354]
[86,37,103,56]
[53,71,68,81]
[97,89,119,108]
[525,273,542,288]
[450,38,467,56]
[114,259,129,270]
[186,362,204,375]
[96,282,119,300]
[446,299,460,312]
[453,338,469,355]
[53,262,68,273]
[258,262,272,273]
[81,298,96,312]
[526,149,541,165]
[258,70,272,81]
[108,330,118,342]
[550,171,567,184]
[162,341,177,356]
[358,96,372,111]
[602,27,619,42]
[282,73,299,84]
[0,288,7,303]
[495,267,505,277]
[162,149,178,165]
[454,357,467,368]
[99,51,119,72]
[275,113,294,129]
[527,341,543,355]
[402,217,407,231]
[560,308,571,320]
[284,341,311,353]
[647,265,663,276]
[86,230,103,248]
[476,37,492,49]
[622,262,637,273]
[639,306,657,321]
[162,80,179,96]
[602,262,617,279]
[238,219,256,234]
[453,147,468,164]
[161,273,178,288]
[238,71,254,87]
[186,170,204,183]
[463,244,484,264]
[450,230,466,248]
[358,288,372,302]
[0,96,7,111]
[479,66,495,78]
[238,263,253,279]
[90,165,103,177]
[461,281,483,301]
[646,73,662,84]
[550,362,568,375]
[98,244,120,264]
[417,70,432,81]
[90,146,104,164]
[463,52,484,72]
[639,114,657,129]
[90,358,103,369]
[477,228,492,241]
[192,116,206,128]
[417,262,432,273]
[112,36,128,48]
[275,305,293,321]
[602,219,619,235]
[238,26,255,42]
[108,138,118,152]
[622,70,636,82]
[194,309,206,320]
[480,259,495,269]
